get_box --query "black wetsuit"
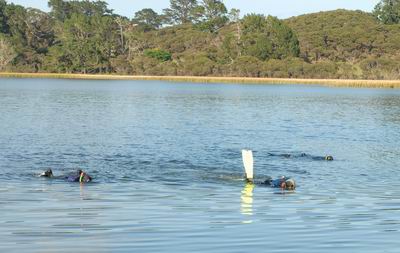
[40,169,92,183]
[268,153,333,161]
[249,176,295,189]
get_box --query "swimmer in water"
[262,176,296,190]
[268,152,334,161]
[243,150,296,190]
[67,169,92,183]
[40,169,54,178]
[40,169,92,183]
[245,176,296,190]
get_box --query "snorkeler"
[67,169,92,183]
[40,169,54,178]
[40,169,92,183]
[268,152,334,161]
[323,155,334,161]
[242,150,296,190]
[263,176,296,190]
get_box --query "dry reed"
[0,72,399,89]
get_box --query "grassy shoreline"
[1,72,399,88]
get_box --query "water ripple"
[1,79,400,252]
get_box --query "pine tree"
[163,0,200,24]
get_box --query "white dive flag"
[242,150,254,181]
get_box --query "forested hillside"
[1,0,400,79]
[286,9,400,79]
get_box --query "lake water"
[0,78,400,252]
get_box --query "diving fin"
[242,150,254,182]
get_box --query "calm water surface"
[0,79,400,252]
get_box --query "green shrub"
[144,49,172,62]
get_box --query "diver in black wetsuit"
[40,169,92,183]
[40,169,54,178]
[67,169,92,183]
[243,149,297,190]
[246,176,296,190]
[263,176,296,190]
[268,152,334,161]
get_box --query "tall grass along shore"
[0,72,399,89]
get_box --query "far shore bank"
[1,72,399,89]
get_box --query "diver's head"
[79,171,92,183]
[79,171,85,182]
[285,179,296,190]
[325,155,334,161]
[41,169,53,178]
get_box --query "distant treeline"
[1,0,400,79]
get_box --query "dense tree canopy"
[0,0,7,33]
[240,14,300,60]
[196,0,228,32]
[133,8,162,31]
[373,0,400,24]
[48,0,110,21]
[163,0,200,24]
[46,6,118,73]
[0,0,400,79]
